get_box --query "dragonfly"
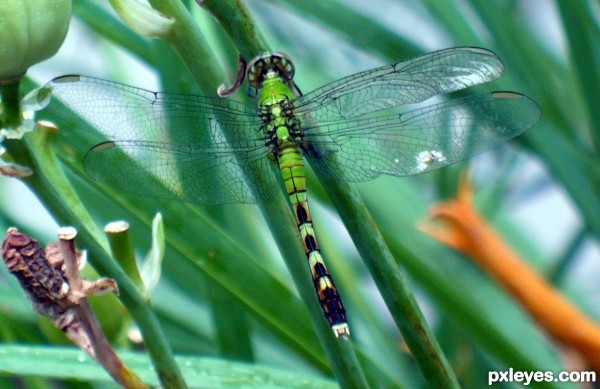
[40,47,541,338]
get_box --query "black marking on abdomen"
[304,233,318,252]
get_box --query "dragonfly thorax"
[276,125,291,142]
[260,96,304,157]
[256,74,296,107]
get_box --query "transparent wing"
[45,76,278,204]
[295,47,504,121]
[83,140,277,204]
[304,92,541,181]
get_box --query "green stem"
[314,172,459,389]
[4,122,187,389]
[147,0,223,94]
[198,0,270,60]
[105,221,145,292]
[0,81,23,128]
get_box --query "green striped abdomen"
[278,145,349,337]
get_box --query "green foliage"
[0,344,338,388]
[0,0,598,388]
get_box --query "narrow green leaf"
[0,345,339,388]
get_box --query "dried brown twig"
[2,227,147,388]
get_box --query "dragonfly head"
[246,52,295,97]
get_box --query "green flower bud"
[0,0,71,81]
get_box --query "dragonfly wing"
[45,76,279,204]
[83,140,279,205]
[295,47,504,121]
[304,92,540,181]
[45,75,258,143]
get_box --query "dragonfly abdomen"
[255,61,350,337]
[277,144,350,338]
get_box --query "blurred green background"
[0,0,599,388]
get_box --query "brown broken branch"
[2,227,147,388]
